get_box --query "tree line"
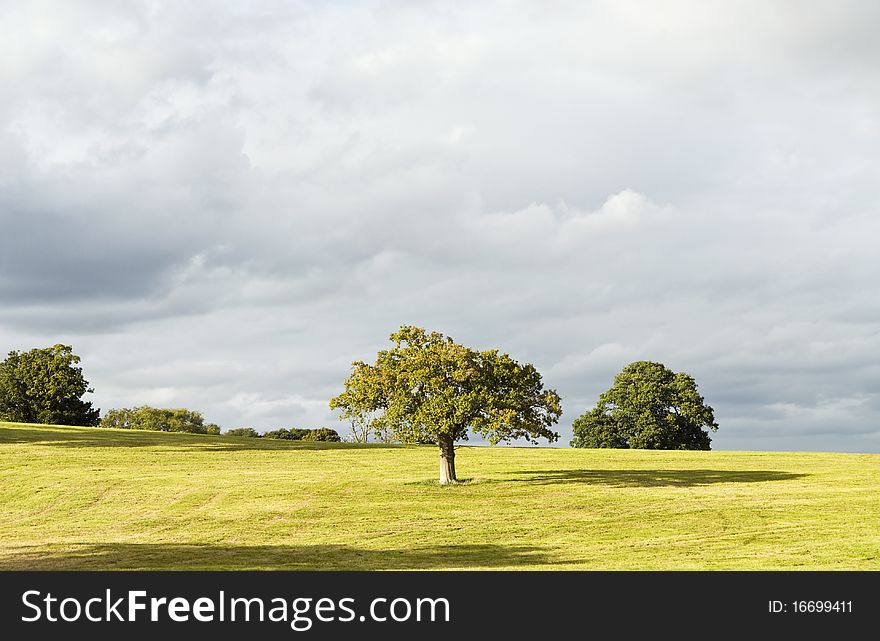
[1,327,719,484]
[97,406,340,440]
[0,345,339,440]
[225,427,341,441]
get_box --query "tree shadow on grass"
[510,469,808,487]
[1,543,559,571]
[0,426,400,451]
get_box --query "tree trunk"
[439,437,457,485]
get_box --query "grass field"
[1,421,878,570]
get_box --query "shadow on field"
[0,427,399,452]
[511,469,807,487]
[2,543,559,571]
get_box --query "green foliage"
[329,326,562,447]
[264,428,311,440]
[264,427,341,441]
[302,427,341,442]
[571,361,718,450]
[224,427,261,438]
[0,344,100,426]
[100,406,217,435]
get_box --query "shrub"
[302,427,341,442]
[224,427,261,438]
[263,428,310,440]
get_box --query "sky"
[1,1,878,452]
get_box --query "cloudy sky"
[1,1,878,452]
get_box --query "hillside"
[1,422,877,570]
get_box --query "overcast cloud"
[1,0,878,451]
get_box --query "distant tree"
[0,344,100,426]
[224,427,261,438]
[100,407,218,435]
[264,427,341,442]
[100,407,136,429]
[376,425,400,444]
[330,326,562,484]
[302,427,341,442]
[346,416,371,443]
[571,361,718,450]
[263,428,310,440]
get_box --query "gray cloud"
[1,1,878,451]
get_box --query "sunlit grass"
[1,421,877,570]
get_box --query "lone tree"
[571,360,718,450]
[0,344,100,426]
[330,326,562,484]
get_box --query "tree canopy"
[330,326,562,483]
[263,428,312,440]
[570,360,718,450]
[263,427,341,441]
[302,427,341,442]
[0,344,100,426]
[100,406,220,434]
[224,427,261,438]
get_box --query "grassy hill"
[1,421,877,570]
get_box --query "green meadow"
[1,421,877,570]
